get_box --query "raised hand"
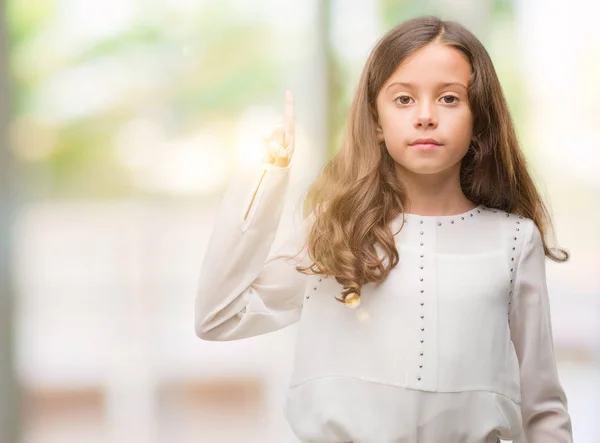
[263,90,295,167]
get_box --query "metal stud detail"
[418,226,427,360]
[508,218,521,323]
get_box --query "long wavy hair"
[295,16,568,304]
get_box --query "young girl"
[195,16,573,443]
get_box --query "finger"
[271,127,285,147]
[284,89,295,148]
[285,144,294,159]
[267,140,286,160]
[268,141,289,168]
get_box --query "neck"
[396,164,475,216]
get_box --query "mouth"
[409,138,442,151]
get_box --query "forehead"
[383,43,471,89]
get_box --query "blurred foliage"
[380,0,437,29]
[7,1,284,198]
[6,0,54,44]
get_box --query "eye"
[440,95,459,104]
[394,95,413,105]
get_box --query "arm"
[195,162,310,341]
[510,220,573,442]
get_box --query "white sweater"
[195,162,573,443]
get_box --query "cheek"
[445,110,474,144]
[379,108,409,139]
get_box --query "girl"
[195,16,573,443]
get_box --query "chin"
[401,164,450,175]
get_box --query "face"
[375,42,473,178]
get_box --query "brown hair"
[295,16,568,304]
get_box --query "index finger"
[284,89,295,147]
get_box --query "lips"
[410,138,441,145]
[409,138,442,152]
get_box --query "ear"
[376,125,385,143]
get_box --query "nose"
[414,101,438,129]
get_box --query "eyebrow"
[385,81,468,92]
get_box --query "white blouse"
[195,162,573,443]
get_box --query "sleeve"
[195,161,311,341]
[509,219,573,443]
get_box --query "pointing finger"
[284,89,295,148]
